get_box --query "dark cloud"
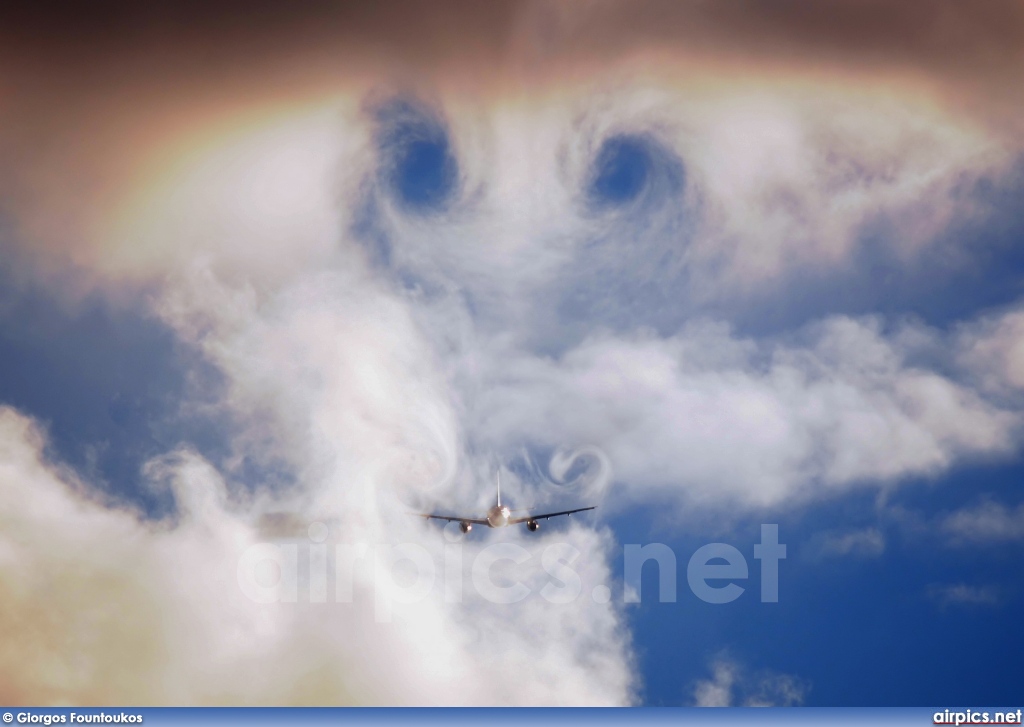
[1,1,1020,231]
[2,1,1021,92]
[0,1,518,74]
[567,1,1024,68]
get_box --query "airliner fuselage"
[486,504,511,528]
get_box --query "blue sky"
[1,0,1024,707]
[611,462,1024,705]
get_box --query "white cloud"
[464,317,1016,510]
[941,501,1024,543]
[693,659,737,707]
[677,89,1007,290]
[692,656,807,707]
[360,83,1012,314]
[0,406,636,704]
[957,308,1024,394]
[100,101,371,288]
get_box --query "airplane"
[415,471,596,534]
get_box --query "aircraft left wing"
[414,513,490,525]
[508,506,596,524]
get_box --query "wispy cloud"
[804,528,886,561]
[941,501,1024,543]
[692,656,807,707]
[927,583,1002,608]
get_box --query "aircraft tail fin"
[497,469,502,507]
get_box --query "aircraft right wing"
[508,506,596,524]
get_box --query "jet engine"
[526,519,540,532]
[459,521,473,534]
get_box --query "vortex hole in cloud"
[375,98,458,212]
[590,134,653,205]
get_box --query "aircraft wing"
[415,513,490,525]
[508,506,596,524]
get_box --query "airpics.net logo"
[933,709,1023,725]
[235,523,786,621]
